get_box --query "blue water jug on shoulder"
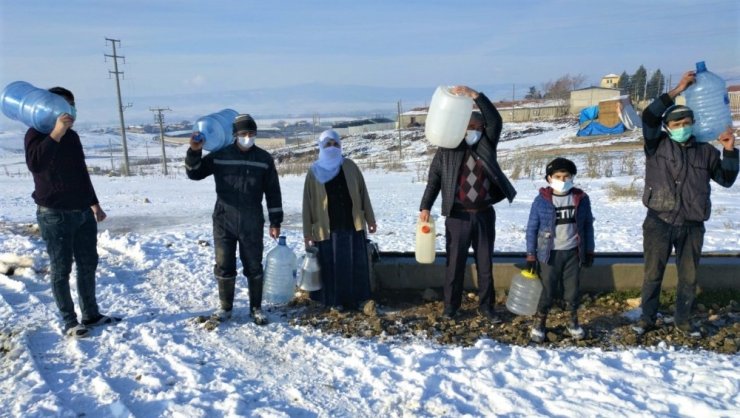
[1,81,74,133]
[684,61,733,143]
[193,108,238,152]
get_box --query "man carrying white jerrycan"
[419,85,517,322]
[186,114,283,326]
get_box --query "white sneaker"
[211,309,232,322]
[530,327,545,343]
[567,323,585,340]
[251,308,267,326]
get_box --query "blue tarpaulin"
[578,106,599,125]
[576,105,625,136]
[577,121,625,136]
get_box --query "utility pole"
[105,37,131,176]
[397,100,402,160]
[150,107,171,175]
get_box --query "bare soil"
[284,290,740,354]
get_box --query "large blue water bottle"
[1,81,73,133]
[262,236,298,304]
[684,61,733,143]
[193,108,238,152]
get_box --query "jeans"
[640,213,704,326]
[37,206,100,327]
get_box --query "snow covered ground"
[0,122,738,417]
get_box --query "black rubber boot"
[218,278,236,312]
[247,275,264,312]
[248,275,267,325]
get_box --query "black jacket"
[642,93,738,225]
[24,127,99,210]
[419,93,517,216]
[186,143,283,227]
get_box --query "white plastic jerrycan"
[415,217,436,264]
[424,86,474,148]
[506,269,543,316]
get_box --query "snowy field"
[0,123,739,417]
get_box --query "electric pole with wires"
[150,107,171,176]
[105,37,132,176]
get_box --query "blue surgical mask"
[465,130,482,146]
[550,178,574,194]
[668,126,692,143]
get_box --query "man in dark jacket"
[186,114,283,325]
[633,71,738,337]
[25,87,120,338]
[419,85,517,322]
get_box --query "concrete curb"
[371,252,740,292]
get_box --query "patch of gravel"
[283,291,740,354]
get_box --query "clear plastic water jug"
[263,236,298,304]
[684,61,733,143]
[424,86,474,148]
[1,81,73,133]
[297,246,321,292]
[193,108,238,152]
[415,217,436,264]
[506,269,543,316]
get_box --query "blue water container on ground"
[263,236,298,304]
[193,108,238,152]
[684,61,733,143]
[1,81,73,133]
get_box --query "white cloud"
[185,74,207,88]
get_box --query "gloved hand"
[581,252,594,268]
[525,255,537,274]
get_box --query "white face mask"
[465,130,482,146]
[550,178,574,194]
[237,135,255,149]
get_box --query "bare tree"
[542,73,588,100]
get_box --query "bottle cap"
[695,61,707,73]
[521,269,538,279]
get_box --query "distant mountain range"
[4,82,520,129]
[0,82,526,130]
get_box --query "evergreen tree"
[617,71,630,95]
[525,86,542,99]
[646,69,665,99]
[630,65,648,102]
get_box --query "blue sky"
[1,0,738,125]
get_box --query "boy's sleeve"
[525,198,540,256]
[583,195,595,253]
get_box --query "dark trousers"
[311,230,371,309]
[444,207,496,310]
[537,249,580,314]
[212,213,264,309]
[37,206,100,327]
[641,214,704,325]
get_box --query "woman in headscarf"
[302,129,377,313]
